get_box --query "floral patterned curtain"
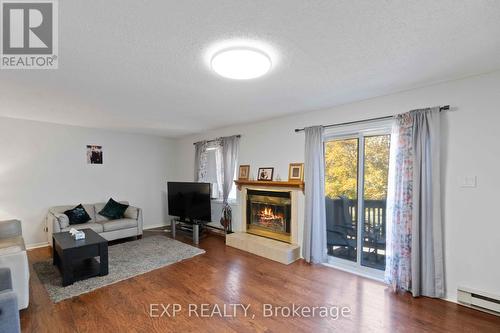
[385,108,444,297]
[385,113,414,291]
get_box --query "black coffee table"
[52,229,108,286]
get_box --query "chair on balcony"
[326,196,357,256]
[366,226,386,259]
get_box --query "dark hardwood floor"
[21,229,500,332]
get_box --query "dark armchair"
[326,196,357,256]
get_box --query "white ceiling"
[1,1,500,137]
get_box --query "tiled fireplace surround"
[226,184,301,264]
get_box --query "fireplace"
[246,189,291,243]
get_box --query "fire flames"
[259,206,283,220]
[255,206,285,230]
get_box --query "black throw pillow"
[99,198,129,220]
[64,204,91,225]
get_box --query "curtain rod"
[193,134,241,145]
[294,105,450,133]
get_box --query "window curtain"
[194,141,208,182]
[385,107,444,297]
[303,126,327,263]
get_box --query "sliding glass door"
[324,126,390,277]
[324,138,359,263]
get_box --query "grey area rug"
[33,235,205,303]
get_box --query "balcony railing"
[325,197,387,269]
[325,197,386,235]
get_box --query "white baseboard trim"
[443,296,458,304]
[27,241,49,250]
[143,223,169,230]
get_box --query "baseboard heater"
[457,286,500,316]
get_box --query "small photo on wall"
[288,163,304,182]
[87,145,103,164]
[257,167,274,181]
[238,165,250,180]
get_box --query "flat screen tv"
[167,182,211,222]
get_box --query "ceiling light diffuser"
[211,48,272,80]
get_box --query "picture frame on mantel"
[238,165,250,180]
[257,167,274,181]
[288,163,304,182]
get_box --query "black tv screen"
[167,182,211,222]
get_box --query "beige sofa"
[47,201,143,246]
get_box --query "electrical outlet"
[460,176,477,188]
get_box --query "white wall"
[0,117,176,247]
[173,70,500,302]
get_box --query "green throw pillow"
[99,198,129,220]
[64,204,91,225]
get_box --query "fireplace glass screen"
[246,189,291,243]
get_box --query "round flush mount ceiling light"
[211,47,272,80]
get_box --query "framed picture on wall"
[238,165,250,180]
[257,167,274,181]
[288,163,304,182]
[86,145,103,164]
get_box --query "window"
[206,144,223,199]
[205,144,237,201]
[324,122,391,278]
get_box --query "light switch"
[460,176,477,188]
